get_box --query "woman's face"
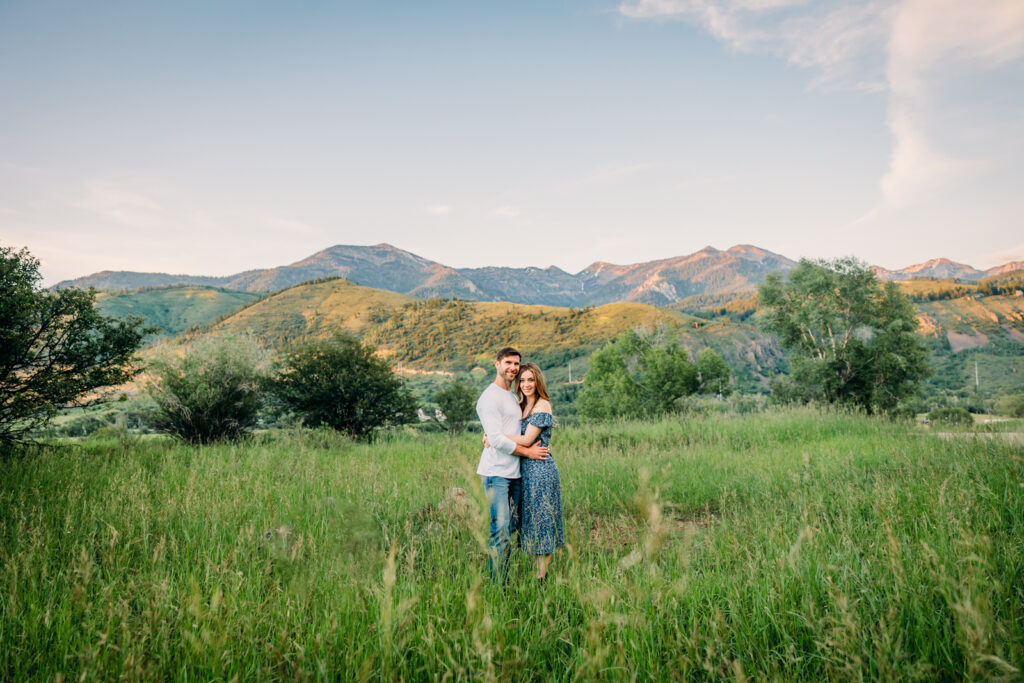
[519,370,536,397]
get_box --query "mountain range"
[56,243,1024,308]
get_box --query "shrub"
[270,334,417,440]
[147,336,269,444]
[994,393,1024,418]
[434,380,477,434]
[697,348,732,396]
[578,329,706,420]
[927,406,973,427]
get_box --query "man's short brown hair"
[496,347,521,362]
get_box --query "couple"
[476,346,565,583]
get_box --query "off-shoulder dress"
[518,412,565,554]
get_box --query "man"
[476,346,549,582]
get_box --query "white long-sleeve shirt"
[475,383,523,478]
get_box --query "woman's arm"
[483,423,541,448]
[507,402,552,446]
[506,424,542,446]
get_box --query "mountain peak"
[900,258,981,276]
[728,244,767,255]
[913,257,961,268]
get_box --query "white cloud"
[423,204,452,215]
[618,0,1024,207]
[618,0,888,86]
[879,105,964,206]
[881,0,1024,204]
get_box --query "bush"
[994,393,1024,418]
[578,329,721,420]
[927,406,973,427]
[697,348,732,396]
[434,380,477,434]
[147,336,269,444]
[270,334,417,440]
[728,394,764,414]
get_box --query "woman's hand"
[482,434,491,448]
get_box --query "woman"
[505,363,565,580]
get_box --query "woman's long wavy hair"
[515,363,550,413]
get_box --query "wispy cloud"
[981,241,1024,268]
[882,0,1024,204]
[423,204,453,215]
[618,0,888,87]
[77,180,166,228]
[618,0,1024,207]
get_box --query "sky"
[2,0,1023,286]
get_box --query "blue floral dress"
[519,412,564,554]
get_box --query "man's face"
[495,355,520,383]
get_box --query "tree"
[147,335,268,444]
[758,257,930,414]
[434,379,477,434]
[697,348,732,396]
[0,246,149,445]
[577,329,719,420]
[271,334,417,439]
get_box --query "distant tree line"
[976,271,1024,297]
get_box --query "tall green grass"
[1,409,1021,680]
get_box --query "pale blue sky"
[2,0,1022,285]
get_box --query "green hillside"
[95,285,261,339]
[157,279,786,395]
[198,277,416,348]
[914,295,1024,342]
[103,276,1021,403]
[366,299,697,366]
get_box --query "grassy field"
[1,410,1021,680]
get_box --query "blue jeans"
[481,476,522,583]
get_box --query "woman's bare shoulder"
[535,399,553,413]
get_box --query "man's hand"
[522,444,549,460]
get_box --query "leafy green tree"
[578,329,706,420]
[147,335,268,444]
[697,348,732,396]
[271,334,417,439]
[434,379,477,434]
[759,258,930,414]
[0,246,149,445]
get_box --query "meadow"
[1,409,1021,680]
